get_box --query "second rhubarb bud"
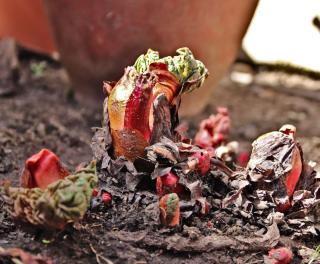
[247,125,302,212]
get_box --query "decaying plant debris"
[0,246,52,264]
[1,48,320,263]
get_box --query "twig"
[90,244,114,264]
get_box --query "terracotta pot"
[0,0,56,54]
[43,1,257,115]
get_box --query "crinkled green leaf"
[134,47,208,93]
[3,161,97,229]
[134,49,160,74]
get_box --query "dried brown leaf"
[0,247,52,264]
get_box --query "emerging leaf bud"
[268,247,293,264]
[106,48,208,160]
[20,149,69,190]
[156,172,184,196]
[159,193,180,227]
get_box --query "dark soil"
[1,59,320,263]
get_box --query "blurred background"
[0,0,319,112]
[0,0,320,177]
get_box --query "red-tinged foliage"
[92,188,99,197]
[156,172,184,196]
[276,200,292,213]
[108,64,180,160]
[279,124,296,138]
[194,107,230,149]
[237,151,250,167]
[268,247,293,264]
[102,192,112,205]
[279,124,302,199]
[191,151,211,175]
[276,146,301,213]
[207,221,213,228]
[285,144,302,198]
[20,149,69,189]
